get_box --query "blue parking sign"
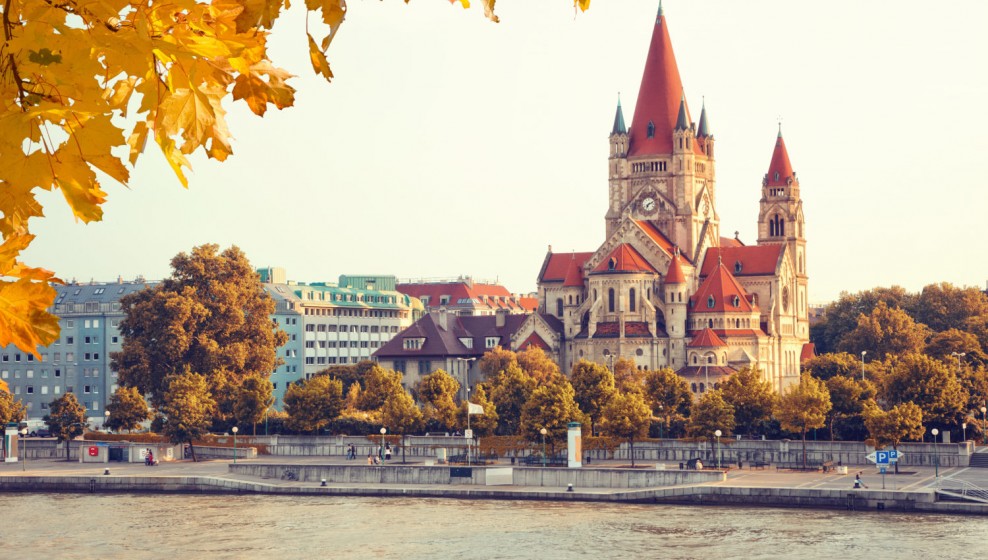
[875,451,889,464]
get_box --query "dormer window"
[734,261,743,274]
[707,295,715,309]
[485,336,500,349]
[608,258,616,271]
[459,337,474,349]
[440,295,450,305]
[732,295,740,308]
[647,121,655,139]
[774,171,780,181]
[403,337,425,350]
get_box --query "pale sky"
[23,1,988,304]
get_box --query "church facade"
[536,5,811,394]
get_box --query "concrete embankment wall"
[228,464,725,488]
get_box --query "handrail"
[936,477,988,504]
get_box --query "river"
[1,494,983,559]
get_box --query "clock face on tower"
[642,197,656,212]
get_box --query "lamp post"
[232,426,238,464]
[658,404,664,439]
[714,429,722,469]
[931,428,940,479]
[104,410,110,432]
[963,422,967,442]
[860,351,867,380]
[456,357,477,402]
[540,427,547,468]
[380,427,387,461]
[20,427,27,471]
[982,406,987,445]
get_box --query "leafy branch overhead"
[0,0,592,357]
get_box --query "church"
[536,4,811,394]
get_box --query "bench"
[519,455,567,467]
[822,460,835,473]
[448,453,498,465]
[775,463,824,472]
[749,461,769,470]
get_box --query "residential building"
[397,277,536,316]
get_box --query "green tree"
[687,390,735,438]
[417,369,460,431]
[478,346,518,379]
[824,376,870,441]
[519,378,583,453]
[316,360,377,393]
[915,283,988,334]
[719,367,776,436]
[599,391,651,467]
[160,371,217,462]
[0,388,27,427]
[357,365,404,411]
[105,386,151,433]
[234,375,275,435]
[838,301,929,359]
[111,244,286,411]
[44,393,87,461]
[517,346,562,384]
[642,368,692,438]
[380,389,424,463]
[284,376,344,434]
[879,353,967,429]
[803,352,866,381]
[488,363,537,435]
[456,384,499,436]
[812,286,916,353]
[570,360,616,436]
[863,401,924,469]
[774,374,831,468]
[925,329,987,368]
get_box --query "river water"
[1,494,983,559]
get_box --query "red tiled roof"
[518,297,539,312]
[719,236,744,248]
[539,252,593,283]
[687,328,766,338]
[766,132,795,186]
[625,322,653,337]
[518,332,550,351]
[800,343,816,362]
[628,12,688,157]
[374,311,560,359]
[687,328,726,348]
[563,257,584,287]
[665,252,686,284]
[700,245,783,277]
[397,281,529,312]
[592,244,659,275]
[690,262,756,313]
[594,322,620,338]
[634,220,680,259]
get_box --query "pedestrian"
[367,454,373,465]
[385,443,392,461]
[854,472,867,489]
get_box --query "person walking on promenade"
[854,472,867,489]
[367,454,374,465]
[385,443,392,461]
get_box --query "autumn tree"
[863,401,924,472]
[925,329,986,368]
[519,378,583,453]
[570,360,615,436]
[417,369,460,431]
[234,375,275,435]
[914,283,988,334]
[478,346,518,380]
[612,357,644,391]
[719,367,776,436]
[517,346,562,384]
[687,390,735,439]
[811,286,916,353]
[879,353,967,428]
[803,352,866,382]
[824,375,870,441]
[105,386,151,433]
[774,374,831,468]
[160,371,216,462]
[284,376,344,435]
[0,384,26,426]
[111,245,285,412]
[44,392,87,461]
[456,384,498,436]
[642,368,692,438]
[838,301,929,358]
[488,363,537,435]
[380,389,424,463]
[599,391,651,467]
[357,365,404,411]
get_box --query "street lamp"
[456,357,477,402]
[658,404,664,439]
[963,423,967,442]
[714,429,722,469]
[20,427,27,471]
[540,427,548,468]
[931,428,940,479]
[232,426,238,464]
[380,427,387,461]
[104,410,110,432]
[860,351,867,380]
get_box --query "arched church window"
[732,295,740,308]
[691,383,697,393]
[556,298,563,318]
[735,261,743,274]
[647,121,655,139]
[568,295,572,305]
[608,288,615,313]
[629,288,636,312]
[608,258,616,271]
[692,355,697,365]
[594,289,598,302]
[707,295,715,309]
[699,383,705,393]
[774,171,780,182]
[708,318,713,328]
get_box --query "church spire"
[628,2,687,157]
[696,99,710,138]
[675,95,689,131]
[765,126,795,186]
[611,95,627,135]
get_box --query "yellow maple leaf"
[0,279,60,359]
[574,0,590,12]
[307,34,334,81]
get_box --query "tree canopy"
[284,375,344,434]
[687,390,735,438]
[160,371,216,462]
[570,359,615,436]
[105,386,151,433]
[879,352,967,428]
[719,367,776,436]
[44,392,87,460]
[488,363,537,435]
[0,386,26,426]
[519,378,582,451]
[417,369,460,431]
[863,401,924,450]
[774,374,831,467]
[599,391,651,467]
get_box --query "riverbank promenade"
[3,451,988,515]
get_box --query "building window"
[629,288,636,312]
[734,261,743,274]
[608,289,615,313]
[647,121,655,139]
[485,337,499,349]
[556,298,564,318]
[707,296,715,309]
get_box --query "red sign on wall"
[88,446,98,457]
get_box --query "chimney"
[438,307,448,331]
[496,307,508,328]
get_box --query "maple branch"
[3,0,29,109]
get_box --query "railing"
[936,478,988,504]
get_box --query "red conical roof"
[628,10,687,157]
[687,328,727,348]
[766,130,795,186]
[665,251,686,284]
[563,255,584,287]
[690,261,756,313]
[592,244,659,274]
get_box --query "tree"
[925,329,987,368]
[456,384,498,436]
[517,346,562,384]
[811,286,916,353]
[234,375,275,435]
[803,352,866,381]
[570,360,615,436]
[687,390,735,439]
[519,378,583,453]
[284,376,344,434]
[879,353,967,428]
[599,391,651,467]
[863,401,924,458]
[111,244,286,410]
[488,363,537,435]
[357,365,404,411]
[824,376,869,441]
[0,387,26,426]
[160,371,216,462]
[838,301,929,358]
[612,357,644,391]
[914,283,988,334]
[719,367,776,436]
[380,389,424,463]
[105,386,151,433]
[417,369,460,431]
[642,368,692,438]
[478,346,518,380]
[774,374,831,468]
[44,393,87,461]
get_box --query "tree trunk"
[402,434,407,464]
[801,428,807,469]
[66,439,71,462]
[189,440,198,462]
[629,438,635,467]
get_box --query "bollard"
[104,468,110,476]
[567,484,573,492]
[321,479,327,487]
[585,455,591,465]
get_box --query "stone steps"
[969,453,988,468]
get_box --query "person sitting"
[695,459,703,470]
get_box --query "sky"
[23,1,988,304]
